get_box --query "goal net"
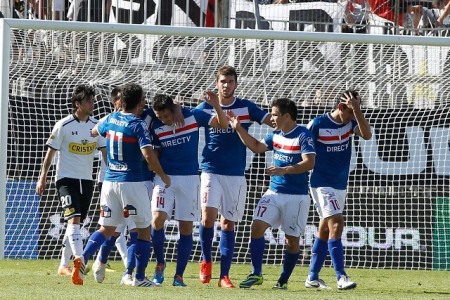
[1,19,449,270]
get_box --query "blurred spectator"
[434,0,450,27]
[342,0,369,33]
[421,0,450,34]
[52,0,64,20]
[13,0,25,18]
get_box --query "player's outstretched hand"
[204,90,220,107]
[266,166,286,176]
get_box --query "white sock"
[66,223,83,258]
[59,233,73,267]
[115,234,128,268]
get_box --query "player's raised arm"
[267,153,315,176]
[229,110,268,153]
[340,92,372,140]
[204,90,228,129]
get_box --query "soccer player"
[149,92,228,287]
[196,65,272,288]
[71,83,170,287]
[36,84,106,276]
[229,98,316,290]
[92,87,130,283]
[305,90,372,290]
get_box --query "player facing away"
[149,92,228,287]
[196,65,273,288]
[305,90,372,290]
[92,87,130,283]
[71,83,171,287]
[36,84,106,276]
[229,98,316,290]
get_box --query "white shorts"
[200,173,247,222]
[99,181,152,229]
[253,189,310,237]
[310,187,347,219]
[151,175,200,222]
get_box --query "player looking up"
[305,90,372,290]
[229,98,316,290]
[196,65,273,288]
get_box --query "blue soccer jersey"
[264,125,316,195]
[97,111,152,182]
[141,108,156,182]
[307,113,358,189]
[152,107,213,175]
[196,97,269,176]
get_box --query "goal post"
[1,18,449,270]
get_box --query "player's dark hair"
[110,87,121,104]
[152,94,174,112]
[71,84,95,112]
[120,83,143,111]
[334,89,359,109]
[271,98,297,121]
[216,65,238,82]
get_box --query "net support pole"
[0,19,10,259]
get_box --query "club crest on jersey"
[100,205,111,218]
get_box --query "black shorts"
[56,178,94,222]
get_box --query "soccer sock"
[126,231,138,275]
[66,223,83,258]
[199,225,214,262]
[151,227,166,264]
[250,237,265,276]
[175,234,193,277]
[308,237,328,281]
[328,238,346,280]
[219,230,235,279]
[134,239,151,281]
[59,234,72,267]
[115,234,128,268]
[98,235,117,264]
[278,250,300,284]
[82,231,106,265]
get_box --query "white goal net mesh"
[3,20,450,270]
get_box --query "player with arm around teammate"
[229,98,316,290]
[197,65,273,288]
[149,92,228,287]
[70,83,170,287]
[36,84,106,277]
[305,90,372,290]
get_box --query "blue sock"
[278,250,300,284]
[82,231,106,264]
[219,230,235,278]
[308,237,328,281]
[151,228,166,264]
[250,237,265,276]
[199,225,214,262]
[99,235,118,264]
[328,238,346,280]
[126,231,138,275]
[134,239,151,281]
[175,234,193,277]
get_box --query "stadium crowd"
[1,0,450,35]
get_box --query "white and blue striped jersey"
[152,107,213,175]
[263,125,316,195]
[196,97,269,176]
[307,113,358,189]
[97,111,152,182]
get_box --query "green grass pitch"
[0,260,448,299]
